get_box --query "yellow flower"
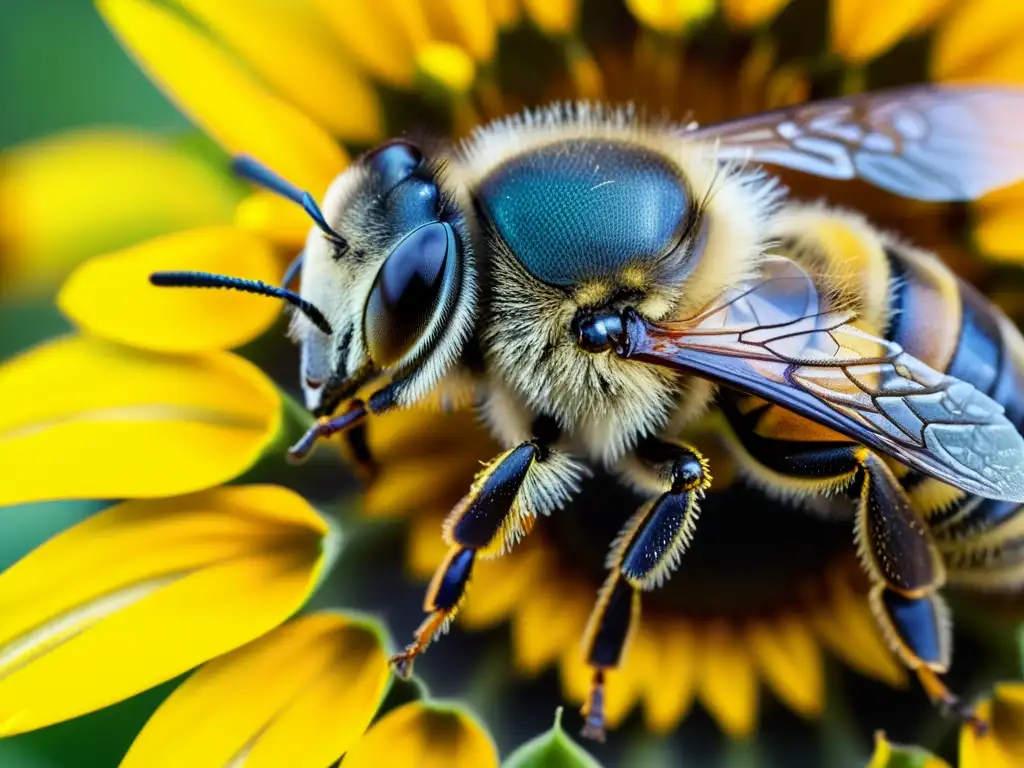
[4,0,1024,761]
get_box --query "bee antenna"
[231,155,349,251]
[149,270,333,336]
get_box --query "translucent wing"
[619,257,1024,502]
[690,85,1024,201]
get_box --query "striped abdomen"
[884,244,1024,430]
[885,242,1024,589]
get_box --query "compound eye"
[366,140,423,190]
[363,221,454,368]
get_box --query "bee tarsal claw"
[389,649,418,680]
[941,699,988,736]
[965,710,990,737]
[579,721,607,743]
[287,401,369,463]
[580,670,607,743]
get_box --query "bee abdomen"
[883,243,1024,430]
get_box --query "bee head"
[151,141,476,417]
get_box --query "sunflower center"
[540,470,855,618]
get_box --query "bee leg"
[867,585,985,731]
[853,453,989,728]
[580,442,709,741]
[719,401,975,725]
[288,381,400,461]
[390,434,573,678]
[580,572,639,742]
[852,454,954,702]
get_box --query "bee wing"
[690,85,1024,201]
[621,257,1024,502]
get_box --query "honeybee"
[153,86,1024,741]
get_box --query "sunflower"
[2,0,1024,766]
[0,473,500,766]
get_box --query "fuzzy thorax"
[457,103,784,465]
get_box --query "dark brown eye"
[363,222,454,368]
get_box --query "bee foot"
[942,699,988,736]
[287,400,367,462]
[389,647,419,680]
[580,669,607,742]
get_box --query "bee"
[153,85,1024,741]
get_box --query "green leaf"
[866,732,950,768]
[503,708,603,768]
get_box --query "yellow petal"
[939,42,1024,85]
[417,42,477,96]
[486,0,522,28]
[626,0,716,34]
[366,406,491,466]
[975,199,1024,264]
[0,335,280,505]
[364,455,471,520]
[696,623,758,738]
[234,192,311,249]
[0,485,331,736]
[175,0,382,142]
[423,0,498,63]
[832,0,953,63]
[811,573,908,687]
[722,0,791,28]
[961,685,1024,768]
[521,0,579,36]
[932,1,1024,82]
[0,129,237,296]
[513,576,589,675]
[314,0,420,87]
[343,701,499,768]
[121,612,386,768]
[747,615,823,719]
[566,44,605,100]
[459,546,544,630]
[408,513,452,579]
[638,619,697,733]
[97,0,345,195]
[58,227,282,353]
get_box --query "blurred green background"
[1,0,190,355]
[0,0,187,148]
[1,3,189,765]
